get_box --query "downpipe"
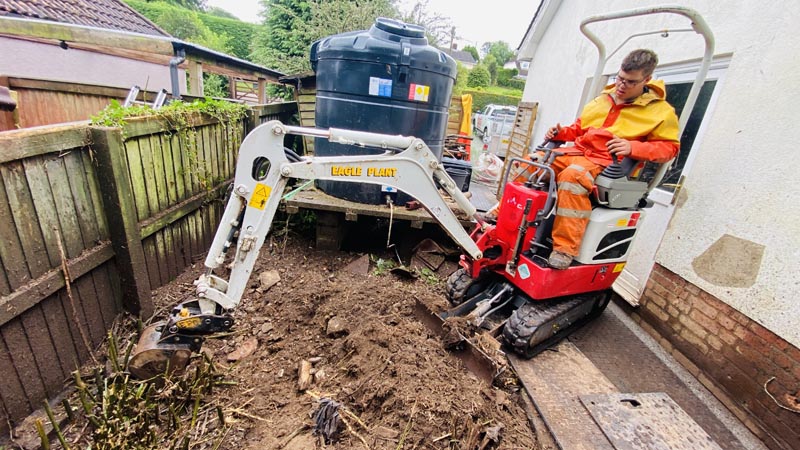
[170,48,186,100]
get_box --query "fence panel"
[0,124,121,428]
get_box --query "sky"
[204,0,539,50]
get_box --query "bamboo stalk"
[35,419,51,450]
[44,401,71,450]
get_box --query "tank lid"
[374,17,425,38]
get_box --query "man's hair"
[621,49,658,77]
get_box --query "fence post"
[90,127,154,317]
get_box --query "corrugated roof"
[0,0,168,36]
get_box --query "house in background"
[0,0,283,129]
[441,47,477,69]
[517,1,799,449]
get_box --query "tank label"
[330,166,397,177]
[408,83,430,102]
[369,77,393,97]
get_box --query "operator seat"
[592,156,652,209]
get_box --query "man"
[491,49,680,269]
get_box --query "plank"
[63,149,101,246]
[0,167,30,292]
[160,133,179,208]
[72,273,105,347]
[0,124,90,164]
[91,265,120,329]
[1,162,49,279]
[0,333,31,422]
[81,149,110,239]
[57,291,90,364]
[43,156,83,257]
[1,319,45,411]
[138,134,160,221]
[39,294,81,375]
[149,133,169,215]
[125,138,151,222]
[508,341,616,450]
[20,306,65,396]
[0,242,114,327]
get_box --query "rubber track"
[504,294,604,358]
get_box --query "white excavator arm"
[129,120,483,378]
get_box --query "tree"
[484,54,498,85]
[153,7,230,53]
[141,0,205,10]
[205,6,238,19]
[400,0,452,46]
[467,65,490,88]
[487,41,514,66]
[463,45,479,63]
[251,0,397,74]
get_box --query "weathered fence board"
[0,102,298,437]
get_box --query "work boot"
[548,251,574,270]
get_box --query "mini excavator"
[129,5,714,379]
[130,120,647,378]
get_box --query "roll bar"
[579,6,715,191]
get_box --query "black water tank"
[311,17,457,204]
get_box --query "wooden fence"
[0,102,297,436]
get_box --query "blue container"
[311,17,457,204]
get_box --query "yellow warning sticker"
[616,218,629,227]
[613,263,626,273]
[176,317,202,329]
[248,183,272,210]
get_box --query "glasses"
[614,74,645,87]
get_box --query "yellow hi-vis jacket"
[555,79,680,166]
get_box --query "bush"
[467,66,491,88]
[464,89,521,112]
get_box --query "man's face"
[614,69,650,102]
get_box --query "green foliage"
[497,67,522,88]
[42,328,235,450]
[196,13,259,60]
[91,98,248,189]
[418,267,439,286]
[463,45,479,62]
[205,6,238,19]
[467,65,491,88]
[371,255,397,276]
[481,41,515,66]
[251,0,396,74]
[484,54,498,85]
[141,0,205,9]
[203,73,229,98]
[126,1,231,53]
[453,62,469,95]
[464,88,522,112]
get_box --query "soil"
[143,223,541,450]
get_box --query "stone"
[258,270,281,291]
[226,337,258,361]
[326,316,348,337]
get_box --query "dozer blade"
[128,322,193,379]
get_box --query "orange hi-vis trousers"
[501,153,604,257]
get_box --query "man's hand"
[545,123,562,140]
[607,136,632,158]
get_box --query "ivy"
[91,98,249,190]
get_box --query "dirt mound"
[149,234,539,449]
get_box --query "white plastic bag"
[472,151,503,184]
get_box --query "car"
[473,104,517,141]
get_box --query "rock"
[258,270,281,291]
[374,426,399,440]
[260,322,274,335]
[342,254,370,275]
[326,316,348,337]
[226,337,258,361]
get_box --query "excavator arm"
[129,120,483,378]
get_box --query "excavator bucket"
[128,322,194,379]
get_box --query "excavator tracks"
[503,290,612,358]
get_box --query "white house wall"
[0,37,178,93]
[520,0,800,346]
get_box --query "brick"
[749,321,789,351]
[734,324,750,341]
[679,328,709,354]
[706,334,723,351]
[787,344,800,364]
[672,348,701,377]
[770,349,793,371]
[721,344,760,379]
[717,314,737,331]
[693,295,720,319]
[718,328,738,346]
[679,314,708,340]
[685,283,701,295]
[674,296,691,314]
[651,282,671,300]
[645,300,669,322]
[689,309,720,334]
[667,305,680,318]
[648,291,667,308]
